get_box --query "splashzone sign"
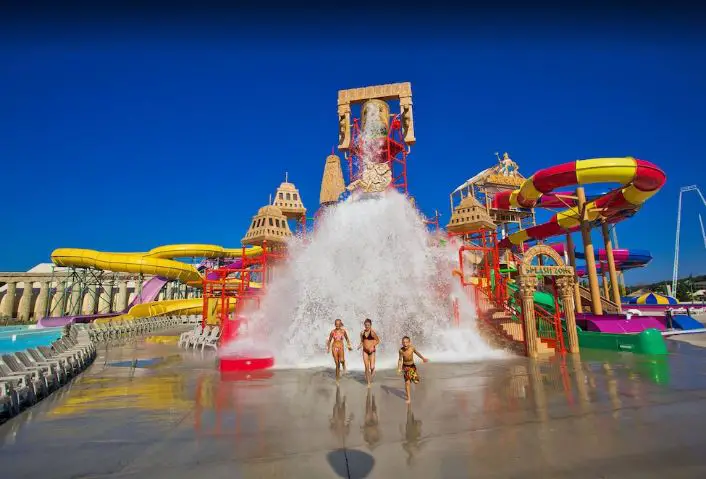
[524,265,574,276]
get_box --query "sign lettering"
[524,265,574,276]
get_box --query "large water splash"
[223,190,505,369]
[221,100,504,368]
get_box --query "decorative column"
[601,270,610,300]
[17,280,34,322]
[565,233,583,314]
[34,281,50,321]
[0,281,17,318]
[166,282,174,300]
[519,275,539,358]
[98,282,113,313]
[116,280,128,312]
[601,222,623,313]
[557,277,580,353]
[82,284,97,315]
[68,283,82,315]
[577,187,603,315]
[50,281,66,317]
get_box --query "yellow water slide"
[50,244,264,323]
[51,244,263,284]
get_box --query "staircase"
[578,284,619,314]
[476,300,555,356]
[460,247,558,356]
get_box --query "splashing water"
[222,190,505,369]
[221,100,505,368]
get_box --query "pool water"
[0,326,63,354]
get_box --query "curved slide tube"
[506,281,556,312]
[524,243,652,276]
[493,157,666,248]
[51,244,264,285]
[42,244,263,327]
[576,313,666,333]
[574,248,651,276]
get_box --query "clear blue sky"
[1,13,705,284]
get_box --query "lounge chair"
[195,326,219,351]
[55,337,93,363]
[200,326,222,351]
[27,348,74,379]
[0,362,41,403]
[178,325,203,348]
[2,354,56,393]
[36,346,81,375]
[14,351,66,385]
[65,331,96,358]
[93,322,109,341]
[188,326,211,349]
[1,380,19,417]
[39,345,84,371]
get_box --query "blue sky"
[1,16,705,284]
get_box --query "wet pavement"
[2,334,706,478]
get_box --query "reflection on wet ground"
[2,334,706,478]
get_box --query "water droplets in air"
[220,101,505,368]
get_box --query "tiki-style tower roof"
[273,176,306,219]
[447,195,496,233]
[241,204,292,246]
[320,154,346,205]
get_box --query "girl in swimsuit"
[358,318,380,387]
[327,319,353,381]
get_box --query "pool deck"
[2,333,706,478]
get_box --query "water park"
[2,82,706,477]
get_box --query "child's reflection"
[362,388,381,449]
[330,385,354,445]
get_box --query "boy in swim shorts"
[397,336,429,404]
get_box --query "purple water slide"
[128,276,169,307]
[36,257,250,328]
[205,259,243,280]
[576,313,666,333]
[38,312,119,328]
[38,276,170,328]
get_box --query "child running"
[397,336,429,404]
[358,318,380,387]
[327,319,353,381]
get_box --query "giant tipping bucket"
[218,315,275,375]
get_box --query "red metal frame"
[345,115,409,195]
[449,228,570,355]
[451,229,504,304]
[201,241,287,342]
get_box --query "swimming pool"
[0,326,63,354]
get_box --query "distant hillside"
[626,274,706,301]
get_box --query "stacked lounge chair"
[2,314,199,421]
[0,325,97,420]
[178,324,222,350]
[82,315,195,343]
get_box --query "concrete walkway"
[2,335,706,478]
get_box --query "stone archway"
[519,245,579,357]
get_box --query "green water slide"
[506,281,556,312]
[496,268,667,355]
